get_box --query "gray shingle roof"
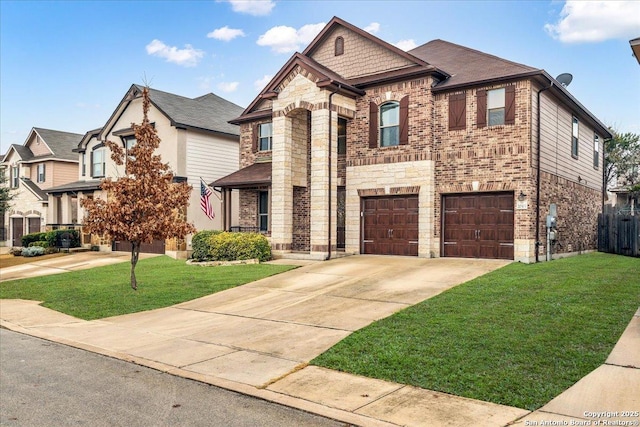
[410,40,539,90]
[8,144,34,161]
[135,85,244,137]
[20,178,48,200]
[33,128,83,161]
[46,180,102,194]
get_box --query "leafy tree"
[605,130,640,191]
[81,87,195,290]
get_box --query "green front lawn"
[0,256,296,320]
[312,253,640,411]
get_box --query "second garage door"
[442,192,514,260]
[362,195,418,256]
[113,239,165,254]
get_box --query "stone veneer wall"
[539,171,601,256]
[432,80,535,261]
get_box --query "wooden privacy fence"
[598,211,640,257]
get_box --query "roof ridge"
[414,39,536,71]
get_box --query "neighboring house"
[213,16,612,263]
[46,84,244,258]
[0,128,82,246]
[630,37,640,65]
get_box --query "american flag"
[200,178,215,220]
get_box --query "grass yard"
[0,256,296,320]
[312,252,640,411]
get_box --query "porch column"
[270,114,293,253]
[310,108,337,258]
[60,193,71,225]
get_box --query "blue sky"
[1,0,639,154]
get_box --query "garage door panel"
[443,193,514,260]
[362,195,418,256]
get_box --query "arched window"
[379,101,399,147]
[335,36,344,56]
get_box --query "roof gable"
[31,128,82,161]
[100,84,244,140]
[304,17,427,80]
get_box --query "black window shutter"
[505,85,516,125]
[369,102,378,148]
[251,123,258,153]
[90,151,94,177]
[477,89,487,128]
[449,93,466,131]
[399,96,409,145]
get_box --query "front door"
[12,218,24,246]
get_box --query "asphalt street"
[0,329,345,427]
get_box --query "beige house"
[214,17,612,263]
[47,84,244,257]
[1,128,82,246]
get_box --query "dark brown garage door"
[362,195,418,256]
[113,239,165,254]
[442,193,514,260]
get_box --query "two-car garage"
[361,192,514,260]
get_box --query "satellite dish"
[556,73,573,87]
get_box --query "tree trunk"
[130,241,140,290]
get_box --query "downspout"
[536,81,553,263]
[326,83,341,260]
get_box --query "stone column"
[309,108,337,258]
[270,114,293,253]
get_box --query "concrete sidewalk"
[1,255,638,426]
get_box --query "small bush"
[28,240,49,248]
[22,246,45,257]
[9,247,23,256]
[44,230,80,248]
[210,232,271,262]
[20,232,47,247]
[191,230,222,261]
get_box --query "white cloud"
[545,1,640,43]
[254,74,273,91]
[395,39,417,51]
[228,0,275,16]
[364,22,380,34]
[146,39,204,67]
[207,26,245,41]
[218,81,239,92]
[257,22,325,53]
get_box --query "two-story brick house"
[47,84,244,257]
[1,128,82,247]
[213,17,612,262]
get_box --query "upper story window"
[123,135,137,172]
[477,86,515,128]
[487,88,505,126]
[259,123,272,151]
[380,101,400,147]
[92,149,105,178]
[337,117,347,155]
[335,36,344,56]
[11,166,19,188]
[37,164,46,183]
[368,96,409,149]
[81,153,86,177]
[572,116,579,158]
[593,133,599,169]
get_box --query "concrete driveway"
[1,255,509,389]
